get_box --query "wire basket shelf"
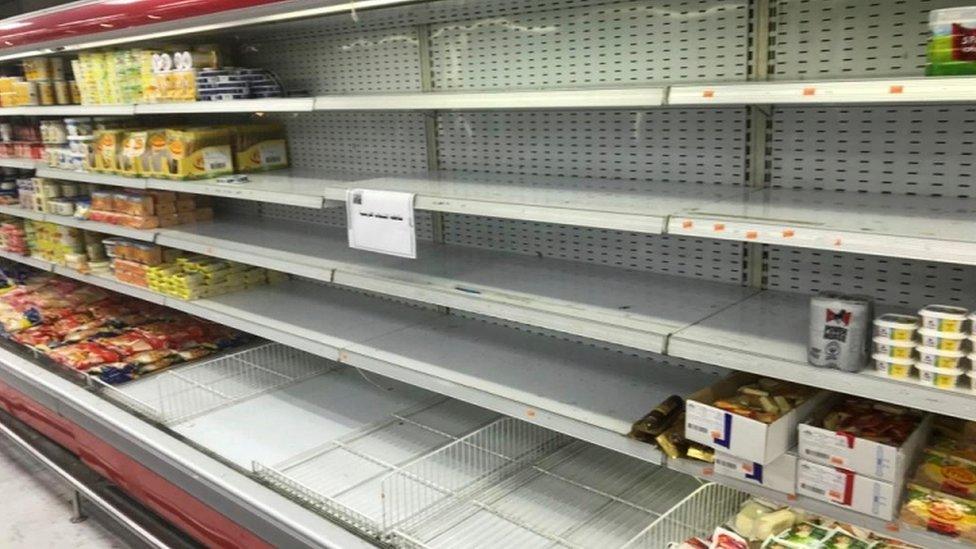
[621,483,749,548]
[97,343,335,425]
[252,398,502,537]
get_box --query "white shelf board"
[157,216,757,353]
[668,458,961,549]
[669,76,976,105]
[313,87,666,111]
[134,98,315,114]
[668,188,976,265]
[115,275,710,464]
[0,158,39,170]
[669,291,976,420]
[0,249,53,271]
[0,105,136,116]
[328,172,746,234]
[0,204,44,222]
[0,205,157,241]
[44,212,157,241]
[339,313,709,463]
[36,166,147,189]
[145,171,347,209]
[52,265,167,305]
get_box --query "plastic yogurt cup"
[917,346,965,369]
[918,305,969,333]
[872,337,915,359]
[873,353,914,379]
[969,312,976,335]
[918,328,968,352]
[873,313,919,341]
[915,362,965,389]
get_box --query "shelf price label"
[347,189,417,259]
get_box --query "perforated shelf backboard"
[766,246,976,309]
[769,106,976,196]
[769,0,959,80]
[427,0,750,90]
[437,109,748,184]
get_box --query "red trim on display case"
[0,379,273,549]
[0,0,290,50]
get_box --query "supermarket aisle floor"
[0,434,133,548]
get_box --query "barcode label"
[801,482,827,496]
[715,458,737,469]
[806,449,830,460]
[263,155,282,164]
[209,162,227,170]
[687,424,708,434]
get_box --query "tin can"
[37,81,55,106]
[808,292,872,372]
[53,80,70,105]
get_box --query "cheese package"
[163,127,233,180]
[233,123,289,172]
[92,129,124,173]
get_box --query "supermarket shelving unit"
[0,0,974,547]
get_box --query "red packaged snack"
[97,331,167,355]
[12,325,60,348]
[48,342,121,370]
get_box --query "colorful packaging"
[164,127,233,180]
[929,8,976,76]
[92,129,124,173]
[233,123,289,172]
[900,484,976,541]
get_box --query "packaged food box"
[929,7,976,76]
[92,129,124,173]
[914,448,976,499]
[900,483,976,541]
[798,396,930,482]
[119,130,166,177]
[713,449,797,495]
[163,127,233,180]
[233,123,289,172]
[797,459,899,520]
[685,372,829,464]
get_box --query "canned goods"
[68,80,81,104]
[49,58,65,80]
[37,81,55,106]
[808,292,873,372]
[53,80,70,105]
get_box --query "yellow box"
[234,124,289,172]
[164,127,233,180]
[92,129,125,173]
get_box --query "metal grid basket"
[621,483,749,548]
[96,343,335,425]
[252,398,502,537]
[383,419,704,549]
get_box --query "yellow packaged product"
[21,57,50,81]
[164,127,233,180]
[233,123,289,172]
[93,129,125,173]
[13,81,38,106]
[121,130,167,176]
[0,77,17,107]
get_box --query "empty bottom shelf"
[99,343,739,547]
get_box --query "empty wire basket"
[621,483,749,548]
[252,398,503,537]
[96,342,335,425]
[382,418,704,549]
